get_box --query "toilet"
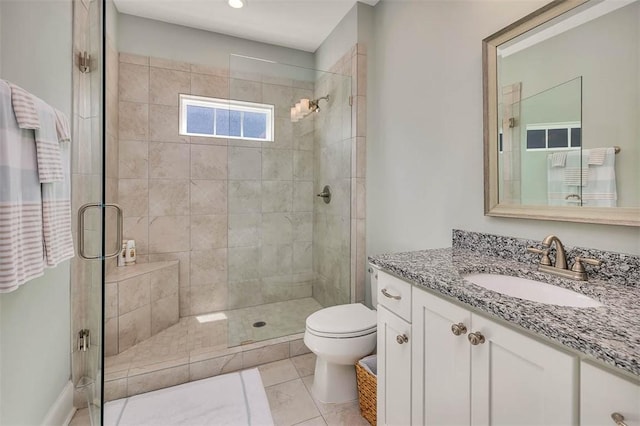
[303,265,380,403]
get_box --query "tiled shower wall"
[313,45,367,306]
[116,54,316,318]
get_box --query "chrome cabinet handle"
[381,288,401,300]
[468,332,486,345]
[396,334,409,344]
[611,413,628,426]
[451,323,468,336]
[78,203,123,260]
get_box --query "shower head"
[291,95,329,122]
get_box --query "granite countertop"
[369,242,640,379]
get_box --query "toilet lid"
[306,304,376,337]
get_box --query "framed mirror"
[483,0,640,226]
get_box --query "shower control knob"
[468,332,486,346]
[451,323,467,336]
[396,334,409,344]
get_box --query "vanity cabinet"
[377,269,413,426]
[581,362,640,426]
[411,289,578,425]
[377,305,412,426]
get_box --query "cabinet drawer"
[581,362,640,426]
[378,271,412,322]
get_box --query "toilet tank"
[369,263,381,307]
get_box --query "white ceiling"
[113,0,378,53]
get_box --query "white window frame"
[179,94,274,142]
[525,121,581,151]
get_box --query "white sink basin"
[462,273,603,308]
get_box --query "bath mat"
[105,369,274,426]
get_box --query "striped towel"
[587,148,607,166]
[563,150,589,187]
[550,152,567,167]
[583,147,617,207]
[9,81,64,183]
[0,80,45,292]
[8,83,40,129]
[39,104,74,267]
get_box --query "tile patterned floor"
[106,297,323,379]
[71,353,370,426]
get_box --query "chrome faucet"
[527,235,602,281]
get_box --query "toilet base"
[310,356,358,404]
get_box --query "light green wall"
[0,0,72,424]
[367,0,640,260]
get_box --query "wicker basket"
[356,355,377,426]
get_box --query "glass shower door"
[71,0,108,424]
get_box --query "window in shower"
[179,94,274,141]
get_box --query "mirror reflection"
[495,0,639,209]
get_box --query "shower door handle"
[78,203,123,260]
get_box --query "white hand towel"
[550,152,567,167]
[587,148,607,166]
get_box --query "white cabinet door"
[581,362,640,426]
[470,314,578,426]
[412,290,471,426]
[377,305,412,426]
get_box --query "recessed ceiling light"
[228,0,245,8]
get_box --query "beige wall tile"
[150,263,179,302]
[262,84,293,118]
[262,149,292,180]
[293,150,313,181]
[118,179,148,217]
[106,132,119,180]
[149,142,190,179]
[228,246,260,282]
[293,241,312,273]
[228,180,261,213]
[260,244,292,277]
[293,181,313,212]
[227,279,262,309]
[149,179,189,216]
[190,64,228,77]
[105,282,118,319]
[119,140,148,179]
[127,365,189,396]
[149,252,190,289]
[148,216,190,253]
[122,216,149,255]
[191,73,229,98]
[118,273,150,315]
[149,67,190,106]
[150,57,190,72]
[230,78,262,102]
[119,102,148,141]
[149,104,188,143]
[357,54,367,96]
[104,317,118,357]
[273,117,293,149]
[190,249,227,287]
[228,147,261,180]
[118,305,151,352]
[191,145,227,179]
[262,213,292,245]
[228,213,261,248]
[289,339,311,357]
[292,212,312,242]
[151,294,179,335]
[262,181,292,213]
[120,52,149,65]
[191,214,228,250]
[190,180,227,215]
[119,62,149,103]
[190,281,227,314]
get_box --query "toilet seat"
[306,304,376,339]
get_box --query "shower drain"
[253,321,267,328]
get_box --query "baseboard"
[42,381,75,426]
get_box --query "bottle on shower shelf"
[125,240,136,265]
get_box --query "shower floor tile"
[105,297,323,385]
